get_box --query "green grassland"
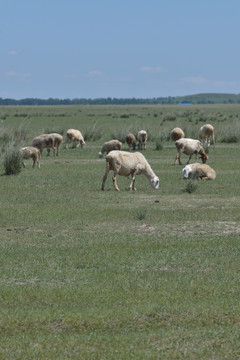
[0,105,240,359]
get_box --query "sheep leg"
[174,151,182,165]
[22,161,25,168]
[187,155,192,164]
[112,171,120,191]
[32,157,36,168]
[101,166,110,191]
[212,134,215,148]
[129,173,137,190]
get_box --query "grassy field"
[0,105,240,359]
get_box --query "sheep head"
[150,176,159,189]
[182,165,191,179]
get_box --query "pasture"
[0,104,240,359]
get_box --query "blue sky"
[1,0,240,99]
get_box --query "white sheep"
[137,130,147,150]
[170,127,185,141]
[66,129,85,148]
[174,138,208,165]
[126,133,136,150]
[198,124,215,147]
[32,133,63,157]
[101,150,159,191]
[20,146,41,168]
[98,139,122,158]
[182,163,216,180]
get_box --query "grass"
[0,104,240,359]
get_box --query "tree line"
[1,94,240,106]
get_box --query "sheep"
[182,163,216,180]
[126,133,136,150]
[98,139,122,158]
[170,127,185,141]
[51,133,63,156]
[174,138,208,165]
[137,130,147,150]
[66,129,85,148]
[20,146,41,168]
[198,124,215,147]
[32,133,63,157]
[101,150,159,191]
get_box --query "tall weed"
[3,146,22,175]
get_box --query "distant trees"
[1,94,240,106]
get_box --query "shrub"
[110,129,128,143]
[0,126,28,155]
[185,179,198,193]
[83,122,103,141]
[220,134,240,143]
[3,148,22,175]
[155,139,164,151]
[135,209,147,220]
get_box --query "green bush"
[155,139,164,151]
[185,179,198,193]
[83,122,103,141]
[135,208,147,220]
[3,148,22,175]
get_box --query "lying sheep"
[182,163,216,180]
[170,127,185,141]
[199,124,215,147]
[174,138,208,165]
[66,129,85,148]
[98,139,122,158]
[101,150,159,191]
[126,133,136,150]
[137,130,147,150]
[32,133,63,157]
[20,146,41,168]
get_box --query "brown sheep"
[170,127,185,141]
[126,133,136,150]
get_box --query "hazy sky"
[1,0,240,99]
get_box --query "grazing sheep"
[32,133,63,157]
[199,124,215,147]
[126,133,136,150]
[51,133,63,156]
[174,138,208,165]
[137,130,147,150]
[101,150,159,191]
[98,139,122,158]
[170,127,185,141]
[20,146,41,168]
[182,163,216,180]
[66,129,85,148]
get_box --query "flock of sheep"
[19,124,216,191]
